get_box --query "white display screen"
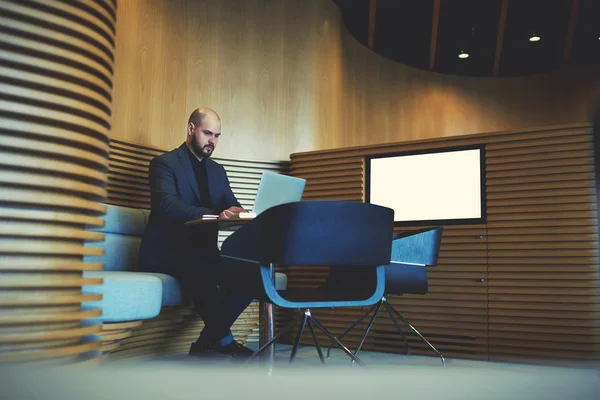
[367,147,485,224]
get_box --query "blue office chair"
[326,226,446,366]
[218,200,394,366]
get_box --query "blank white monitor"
[368,147,485,224]
[251,171,306,215]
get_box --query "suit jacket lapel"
[177,143,202,203]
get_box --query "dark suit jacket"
[137,143,240,273]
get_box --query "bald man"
[138,108,253,360]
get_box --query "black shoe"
[188,340,232,360]
[219,340,254,360]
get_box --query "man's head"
[186,107,221,160]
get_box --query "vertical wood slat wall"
[288,124,599,364]
[104,138,290,358]
[0,0,117,364]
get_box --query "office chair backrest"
[391,226,443,266]
[384,226,443,295]
[221,201,394,267]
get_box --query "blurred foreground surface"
[1,351,599,400]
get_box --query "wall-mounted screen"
[366,145,486,226]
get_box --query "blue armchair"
[218,200,394,366]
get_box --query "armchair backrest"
[84,204,148,271]
[384,226,444,295]
[391,226,443,266]
[221,201,394,267]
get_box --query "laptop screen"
[252,171,306,215]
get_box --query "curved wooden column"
[0,0,116,364]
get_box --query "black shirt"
[186,146,213,211]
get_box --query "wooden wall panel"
[104,138,290,359]
[485,129,600,363]
[111,0,600,161]
[289,123,599,364]
[111,0,336,161]
[0,0,117,365]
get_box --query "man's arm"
[221,170,242,209]
[215,172,245,219]
[149,157,213,223]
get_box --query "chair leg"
[307,318,325,364]
[326,301,380,359]
[289,311,309,363]
[385,301,446,367]
[382,301,413,354]
[307,312,365,366]
[352,299,384,359]
[259,301,276,365]
[244,313,303,365]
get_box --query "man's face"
[188,116,221,158]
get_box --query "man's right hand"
[218,206,246,219]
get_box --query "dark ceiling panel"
[435,0,502,76]
[499,0,572,76]
[570,0,600,67]
[337,0,370,47]
[373,0,433,70]
[332,0,598,77]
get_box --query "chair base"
[326,297,446,367]
[245,309,365,367]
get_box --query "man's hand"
[218,206,246,219]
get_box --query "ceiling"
[332,0,600,77]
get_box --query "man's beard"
[191,135,214,158]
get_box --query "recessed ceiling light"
[529,34,541,42]
[458,51,469,59]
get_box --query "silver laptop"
[242,171,306,217]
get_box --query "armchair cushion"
[83,271,162,322]
[137,272,184,306]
